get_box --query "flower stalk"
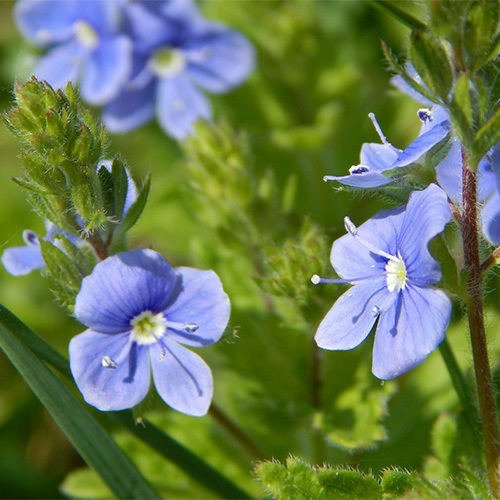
[461,147,500,499]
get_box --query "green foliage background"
[0,1,498,498]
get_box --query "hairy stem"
[462,148,500,498]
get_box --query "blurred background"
[0,1,488,498]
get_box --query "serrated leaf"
[112,173,151,243]
[0,305,159,500]
[318,469,382,500]
[410,30,454,103]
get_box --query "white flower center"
[149,48,186,77]
[385,252,407,292]
[130,310,167,345]
[74,21,99,50]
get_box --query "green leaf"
[0,304,159,500]
[40,240,83,309]
[450,74,474,146]
[465,0,500,72]
[112,173,151,244]
[471,104,500,165]
[410,30,454,103]
[368,1,427,30]
[97,163,115,219]
[111,156,129,221]
[255,458,383,500]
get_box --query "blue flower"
[324,110,450,189]
[69,249,230,415]
[313,184,452,379]
[1,160,137,276]
[102,0,255,140]
[1,221,80,276]
[15,0,132,105]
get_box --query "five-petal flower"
[69,249,230,415]
[102,0,255,140]
[314,184,452,379]
[15,0,133,105]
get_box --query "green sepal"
[450,74,475,147]
[465,0,500,72]
[409,30,454,103]
[45,108,65,138]
[39,240,83,310]
[111,173,151,245]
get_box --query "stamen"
[349,164,370,174]
[418,108,433,123]
[344,217,400,263]
[368,112,400,153]
[102,355,117,369]
[22,230,39,246]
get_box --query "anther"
[311,274,321,285]
[102,356,117,369]
[418,108,433,123]
[183,323,199,333]
[349,165,370,175]
[371,306,381,317]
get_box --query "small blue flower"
[313,184,452,379]
[102,0,255,140]
[69,249,230,415]
[324,111,450,189]
[1,221,80,276]
[15,0,132,105]
[1,160,137,276]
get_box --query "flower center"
[149,48,186,77]
[130,310,167,345]
[74,21,99,50]
[385,252,407,292]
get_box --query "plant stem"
[461,148,500,499]
[209,403,264,461]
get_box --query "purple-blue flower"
[15,0,132,105]
[313,184,452,379]
[69,249,230,415]
[1,221,80,276]
[102,0,255,140]
[324,110,450,189]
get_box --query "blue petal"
[103,82,156,133]
[184,26,255,93]
[1,245,44,276]
[156,74,212,140]
[359,143,399,172]
[80,35,132,105]
[325,171,394,188]
[372,285,451,379]
[14,0,77,46]
[315,280,392,350]
[331,205,405,280]
[75,249,178,333]
[397,184,452,285]
[392,121,450,168]
[35,40,84,90]
[151,338,213,416]
[390,72,434,106]
[69,330,150,411]
[165,267,230,347]
[76,0,122,35]
[123,0,202,53]
[482,190,500,245]
[435,139,462,203]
